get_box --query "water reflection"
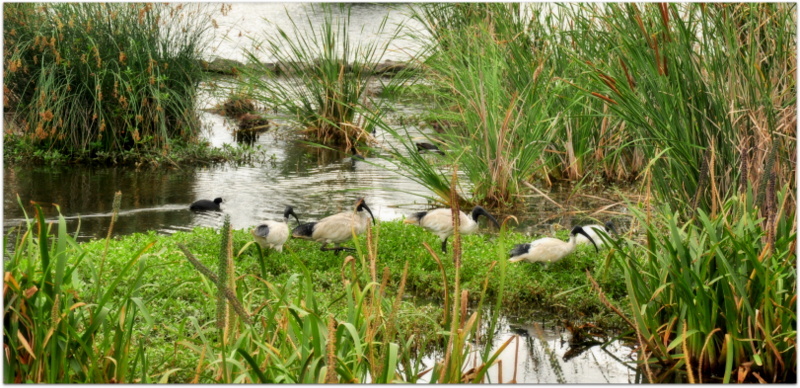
[416,312,638,384]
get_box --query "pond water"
[207,2,425,64]
[2,3,638,384]
[415,311,639,384]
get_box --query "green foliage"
[3,200,154,383]
[3,135,270,167]
[6,210,621,383]
[566,3,796,215]
[605,186,796,382]
[3,3,213,155]
[403,4,559,208]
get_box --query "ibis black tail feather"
[292,222,316,238]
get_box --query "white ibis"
[404,206,500,253]
[251,205,300,253]
[509,226,599,264]
[292,198,375,252]
[190,197,223,211]
[576,221,617,248]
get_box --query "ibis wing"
[253,224,270,238]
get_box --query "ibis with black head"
[251,205,300,253]
[509,226,599,264]
[404,205,500,253]
[292,198,375,252]
[576,221,617,248]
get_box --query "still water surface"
[2,3,637,383]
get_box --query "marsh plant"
[599,185,796,383]
[403,4,560,208]
[3,3,214,155]
[241,4,411,149]
[566,3,796,216]
[3,197,155,383]
[390,3,794,211]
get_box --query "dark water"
[2,3,637,383]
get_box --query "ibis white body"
[251,221,290,252]
[251,206,300,253]
[404,206,499,253]
[292,198,375,252]
[509,226,598,264]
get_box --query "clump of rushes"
[3,3,214,156]
[241,3,411,149]
[567,3,796,216]
[399,4,561,208]
[599,185,796,383]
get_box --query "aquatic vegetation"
[3,198,154,383]
[599,185,796,383]
[3,3,215,156]
[241,4,411,149]
[567,3,796,216]
[405,3,559,208]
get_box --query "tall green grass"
[3,3,213,154]
[566,3,796,215]
[399,4,562,208]
[599,185,796,383]
[3,197,154,383]
[241,4,410,148]
[393,3,794,211]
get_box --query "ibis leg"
[441,238,448,254]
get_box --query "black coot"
[190,197,223,211]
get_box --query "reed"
[600,185,796,382]
[566,3,796,215]
[241,4,410,149]
[401,3,562,208]
[3,3,214,156]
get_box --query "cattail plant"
[3,3,213,155]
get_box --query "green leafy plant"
[3,197,154,383]
[600,185,796,383]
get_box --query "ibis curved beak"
[363,203,376,225]
[474,206,500,229]
[356,199,376,225]
[575,227,599,252]
[284,206,300,224]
